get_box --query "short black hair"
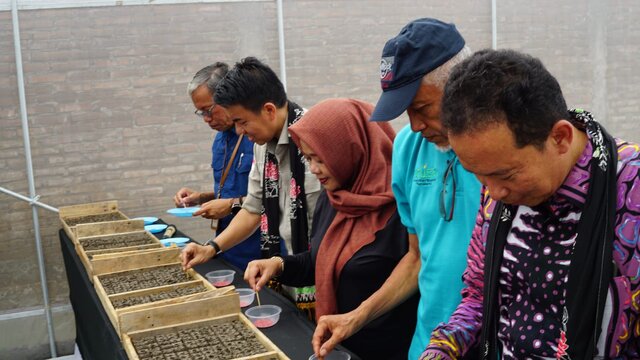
[214,57,287,113]
[442,49,570,148]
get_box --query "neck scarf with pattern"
[260,101,309,258]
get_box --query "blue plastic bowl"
[144,224,168,234]
[166,207,200,217]
[160,237,190,248]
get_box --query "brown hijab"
[289,98,396,320]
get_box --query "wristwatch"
[204,239,222,257]
[230,197,243,215]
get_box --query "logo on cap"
[380,56,394,82]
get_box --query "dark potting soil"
[132,319,271,360]
[99,264,192,295]
[87,244,159,260]
[64,213,127,227]
[80,232,155,251]
[112,283,208,309]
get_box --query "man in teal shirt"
[312,18,481,359]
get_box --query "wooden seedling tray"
[92,255,223,336]
[109,281,217,313]
[122,312,289,360]
[76,237,167,281]
[75,218,144,240]
[59,201,129,242]
[90,248,183,278]
[100,281,235,338]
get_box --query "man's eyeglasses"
[440,156,457,222]
[194,104,216,118]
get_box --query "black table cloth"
[59,222,358,360]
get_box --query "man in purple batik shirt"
[420,49,640,359]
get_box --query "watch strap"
[205,239,221,256]
[231,197,243,215]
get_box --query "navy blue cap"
[371,18,465,121]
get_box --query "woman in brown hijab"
[245,98,418,359]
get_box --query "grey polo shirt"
[242,123,322,255]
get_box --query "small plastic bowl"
[308,350,351,360]
[236,288,255,307]
[160,237,190,248]
[133,216,158,225]
[205,270,235,287]
[144,224,168,234]
[166,207,200,217]
[245,305,282,328]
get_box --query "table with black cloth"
[59,221,359,360]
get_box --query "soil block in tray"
[132,319,272,360]
[64,213,127,227]
[87,244,159,260]
[80,232,156,251]
[99,264,192,295]
[112,283,209,309]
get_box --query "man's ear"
[262,102,277,121]
[548,119,574,155]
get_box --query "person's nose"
[308,160,320,175]
[482,177,510,202]
[409,116,427,133]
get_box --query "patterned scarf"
[260,101,309,257]
[260,101,315,314]
[481,110,617,359]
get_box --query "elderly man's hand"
[312,310,365,359]
[173,187,200,207]
[193,199,232,219]
[180,243,215,270]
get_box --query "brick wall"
[283,0,493,132]
[0,2,280,357]
[496,0,640,140]
[1,0,639,357]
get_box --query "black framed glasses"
[440,156,457,222]
[194,104,216,118]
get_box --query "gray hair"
[423,46,472,88]
[187,62,229,96]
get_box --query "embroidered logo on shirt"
[414,164,437,186]
[500,207,512,222]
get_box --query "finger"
[193,208,205,217]
[182,256,192,270]
[319,334,340,358]
[180,249,190,268]
[186,193,199,204]
[312,321,329,356]
[179,250,186,267]
[255,272,271,292]
[244,265,258,289]
[248,275,259,291]
[174,191,188,205]
[181,246,197,269]
[184,257,197,270]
